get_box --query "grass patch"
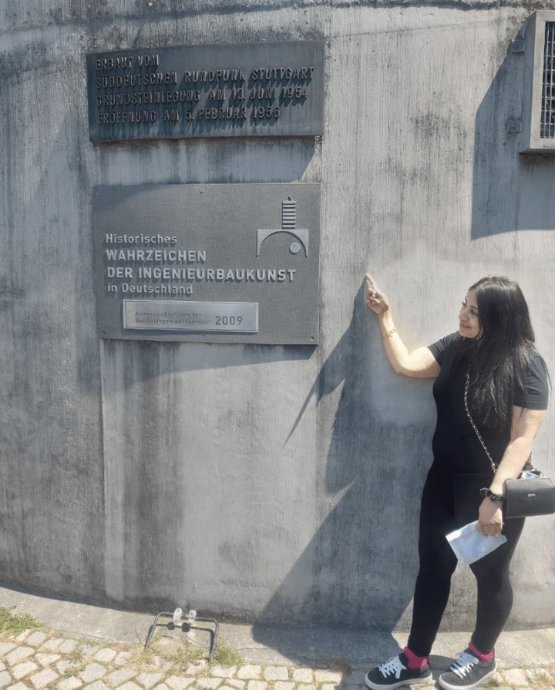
[130,642,162,669]
[65,648,84,664]
[0,607,42,636]
[57,663,85,682]
[163,639,206,668]
[482,678,499,688]
[529,670,555,689]
[212,643,242,667]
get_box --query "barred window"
[540,22,555,137]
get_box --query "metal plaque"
[87,41,324,142]
[123,300,258,332]
[93,183,320,344]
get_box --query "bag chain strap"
[464,372,498,474]
[464,371,537,476]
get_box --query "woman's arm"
[477,406,547,535]
[490,406,547,492]
[365,274,440,379]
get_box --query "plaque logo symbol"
[256,197,309,257]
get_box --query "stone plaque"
[93,184,320,344]
[87,41,324,142]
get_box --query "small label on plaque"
[123,300,258,332]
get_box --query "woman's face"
[459,289,481,339]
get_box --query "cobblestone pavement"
[0,626,554,690]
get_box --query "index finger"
[364,273,378,290]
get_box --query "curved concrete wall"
[1,0,555,638]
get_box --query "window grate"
[540,22,555,137]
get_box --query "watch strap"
[480,487,506,502]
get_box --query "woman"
[364,275,549,690]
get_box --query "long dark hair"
[455,277,537,429]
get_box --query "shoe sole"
[364,671,433,690]
[438,666,496,690]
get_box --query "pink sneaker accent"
[404,646,430,669]
[469,641,494,663]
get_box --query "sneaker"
[365,652,432,690]
[438,648,496,690]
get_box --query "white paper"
[446,520,507,568]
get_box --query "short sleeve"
[513,350,549,410]
[428,332,460,367]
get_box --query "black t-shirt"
[427,332,548,475]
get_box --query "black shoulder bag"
[464,372,555,519]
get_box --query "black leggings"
[407,462,525,657]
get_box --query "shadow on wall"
[101,339,316,388]
[471,32,555,239]
[251,285,435,663]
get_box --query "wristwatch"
[480,487,506,502]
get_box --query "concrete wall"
[1,0,555,641]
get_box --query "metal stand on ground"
[144,608,220,662]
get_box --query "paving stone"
[94,648,117,663]
[15,629,32,642]
[25,632,48,647]
[273,682,294,690]
[165,678,196,690]
[0,611,548,690]
[503,668,529,686]
[246,682,267,690]
[58,678,84,690]
[185,661,208,675]
[30,667,59,688]
[114,651,133,666]
[292,669,313,683]
[196,679,223,689]
[83,682,110,690]
[78,644,99,659]
[212,665,237,679]
[0,643,16,659]
[60,639,80,654]
[137,672,165,688]
[80,662,107,683]
[263,667,288,681]
[315,672,342,684]
[12,660,39,679]
[106,667,137,685]
[237,666,262,680]
[6,646,35,665]
[57,660,81,674]
[36,652,61,666]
